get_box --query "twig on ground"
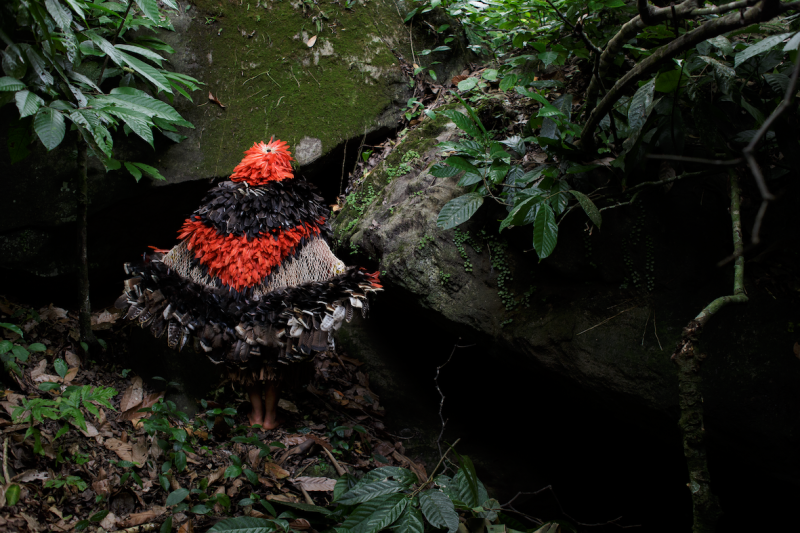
[642,311,650,345]
[503,486,641,528]
[435,343,474,456]
[2,438,9,485]
[321,445,346,476]
[410,438,461,498]
[299,485,314,505]
[576,307,637,336]
[653,310,663,351]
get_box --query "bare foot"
[259,415,283,430]
[247,384,263,428]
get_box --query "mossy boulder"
[331,111,800,488]
[0,1,470,276]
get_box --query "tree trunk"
[76,136,97,347]
[671,172,748,532]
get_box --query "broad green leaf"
[784,31,800,51]
[23,47,53,86]
[432,46,451,52]
[34,108,66,151]
[764,73,789,94]
[90,510,109,522]
[2,45,27,79]
[706,35,734,56]
[734,33,791,67]
[0,340,12,353]
[429,163,461,178]
[499,74,518,92]
[12,345,29,362]
[441,109,483,140]
[533,204,558,260]
[628,79,654,131]
[740,96,765,126]
[207,517,277,533]
[269,500,331,515]
[419,490,458,533]
[549,180,570,215]
[45,0,73,29]
[160,517,173,533]
[437,193,484,230]
[444,156,478,174]
[6,484,21,506]
[15,90,44,117]
[337,479,406,505]
[131,162,166,181]
[115,44,164,65]
[654,69,681,93]
[334,474,358,501]
[0,77,25,91]
[457,77,479,91]
[108,108,154,146]
[343,494,407,533]
[166,488,190,506]
[459,456,480,507]
[570,190,602,228]
[538,51,558,68]
[457,172,483,187]
[118,51,172,93]
[537,104,564,118]
[134,0,161,24]
[68,71,101,92]
[54,358,68,378]
[393,504,424,533]
[83,29,125,65]
[92,94,190,125]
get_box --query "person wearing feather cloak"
[116,138,381,428]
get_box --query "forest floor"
[0,297,430,533]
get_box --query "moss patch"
[164,0,415,179]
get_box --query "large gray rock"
[0,2,471,276]
[331,111,800,490]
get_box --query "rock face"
[0,2,471,277]
[331,111,800,496]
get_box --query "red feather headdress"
[230,137,294,185]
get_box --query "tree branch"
[581,0,790,150]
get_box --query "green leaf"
[134,0,162,24]
[82,29,125,66]
[269,500,331,515]
[441,110,483,140]
[436,193,484,230]
[538,51,558,68]
[190,504,210,514]
[175,451,187,472]
[0,77,25,92]
[532,204,558,260]
[429,163,461,178]
[12,345,29,362]
[393,504,424,533]
[499,74,518,92]
[628,79,654,131]
[784,31,800,51]
[459,456,481,507]
[90,510,109,522]
[343,494,408,533]
[5,484,21,506]
[337,479,406,505]
[569,191,602,228]
[54,358,68,378]
[166,488,190,506]
[160,516,173,533]
[92,94,189,125]
[735,33,792,68]
[457,172,482,187]
[28,343,46,352]
[124,161,143,182]
[208,517,277,533]
[654,69,681,93]
[444,156,478,175]
[132,162,166,180]
[34,108,66,151]
[706,35,734,56]
[0,323,24,337]
[457,77,479,91]
[2,45,27,79]
[419,491,458,533]
[45,0,73,29]
[334,473,358,502]
[118,51,172,93]
[39,382,61,391]
[115,44,165,66]
[224,465,242,479]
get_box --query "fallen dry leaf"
[64,350,80,367]
[117,507,166,528]
[63,367,78,383]
[178,519,194,533]
[38,305,68,321]
[207,466,227,486]
[30,359,47,381]
[264,462,290,479]
[99,511,116,530]
[307,35,317,47]
[104,438,133,462]
[291,476,336,492]
[266,493,299,503]
[120,377,143,412]
[278,399,299,413]
[93,479,111,497]
[209,91,227,108]
[132,440,148,466]
[290,518,312,530]
[16,470,49,483]
[452,74,468,85]
[91,310,117,327]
